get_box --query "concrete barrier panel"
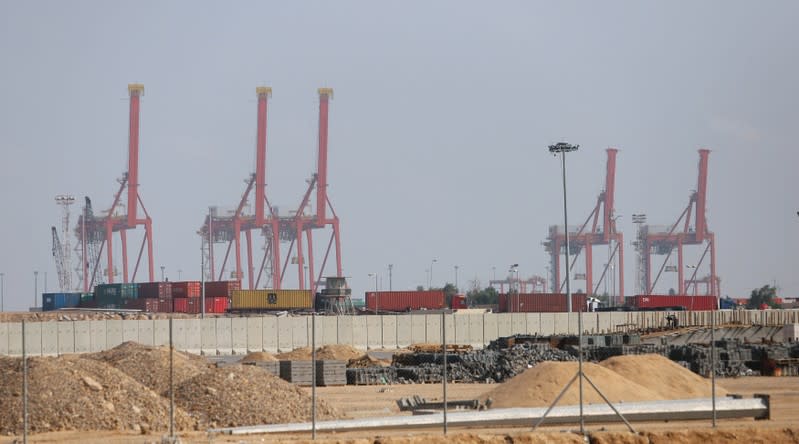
[41,322,59,356]
[468,314,484,348]
[396,315,412,348]
[454,314,469,345]
[336,316,354,346]
[105,320,124,350]
[496,314,512,338]
[171,319,189,352]
[122,320,138,343]
[525,313,541,335]
[215,318,233,354]
[410,315,426,344]
[443,314,455,345]
[261,316,277,353]
[57,322,74,355]
[352,316,368,349]
[201,318,217,355]
[597,313,612,333]
[6,323,22,356]
[318,316,337,347]
[426,314,442,344]
[184,319,201,354]
[231,318,248,354]
[382,315,398,349]
[74,321,91,353]
[276,316,293,351]
[366,316,382,349]
[153,320,169,347]
[292,317,309,349]
[581,313,598,334]
[567,313,579,335]
[483,313,498,344]
[89,321,107,352]
[550,313,567,334]
[0,323,8,355]
[539,313,555,335]
[511,313,526,335]
[246,317,263,352]
[24,322,43,356]
[136,320,154,346]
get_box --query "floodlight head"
[548,142,579,154]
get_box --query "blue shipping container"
[42,292,82,311]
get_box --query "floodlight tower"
[636,149,718,297]
[75,84,155,287]
[545,148,624,300]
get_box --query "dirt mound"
[599,354,727,399]
[174,365,342,427]
[484,361,664,408]
[347,354,392,368]
[0,355,196,434]
[276,344,365,361]
[87,341,210,396]
[240,351,278,363]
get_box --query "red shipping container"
[451,294,468,309]
[124,298,173,312]
[499,293,588,313]
[204,281,241,298]
[171,281,201,298]
[138,282,172,299]
[626,295,717,311]
[365,291,446,312]
[204,297,229,313]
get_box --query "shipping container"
[365,291,446,312]
[204,280,241,298]
[138,282,172,299]
[42,292,83,311]
[170,281,201,298]
[451,294,468,309]
[204,297,229,313]
[124,298,172,312]
[94,283,138,306]
[231,289,313,310]
[498,293,588,313]
[626,295,717,311]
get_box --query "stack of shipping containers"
[203,281,239,313]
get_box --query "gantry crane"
[75,84,155,291]
[199,88,343,293]
[544,148,624,302]
[635,149,718,296]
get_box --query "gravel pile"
[239,351,278,363]
[88,342,211,395]
[0,355,196,434]
[174,364,342,428]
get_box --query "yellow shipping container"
[231,289,313,310]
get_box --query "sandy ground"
[2,377,796,443]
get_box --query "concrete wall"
[1,309,797,357]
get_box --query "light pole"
[491,266,496,282]
[430,259,437,289]
[549,141,583,433]
[44,272,47,293]
[1,272,4,312]
[632,213,647,295]
[388,264,393,291]
[454,265,459,291]
[509,264,519,311]
[160,266,165,282]
[368,273,378,314]
[33,270,39,309]
[177,269,183,281]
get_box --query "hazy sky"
[1,1,797,310]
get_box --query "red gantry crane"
[75,84,155,290]
[635,149,718,297]
[544,148,624,303]
[199,88,343,293]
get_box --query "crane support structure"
[545,148,624,302]
[75,84,155,290]
[635,149,718,297]
[200,87,344,293]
